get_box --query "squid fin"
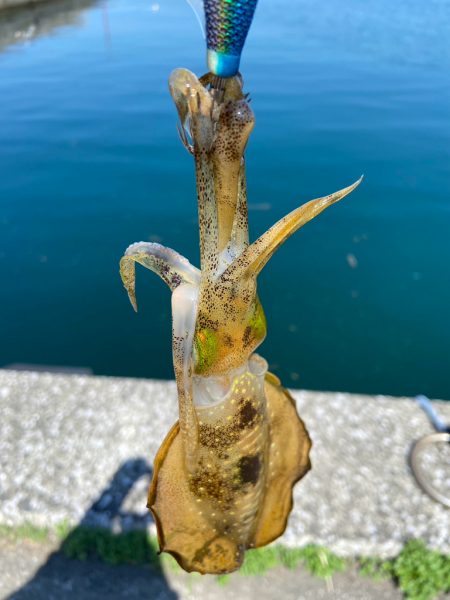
[147,375,311,574]
[252,377,311,547]
[147,422,243,574]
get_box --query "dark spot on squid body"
[171,273,182,287]
[223,334,233,347]
[238,400,258,428]
[242,325,252,346]
[238,454,261,485]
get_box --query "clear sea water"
[1,0,449,399]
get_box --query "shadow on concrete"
[0,0,100,54]
[7,458,178,600]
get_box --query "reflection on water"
[0,0,98,53]
[0,0,449,399]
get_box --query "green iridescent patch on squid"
[194,328,219,374]
[249,297,267,342]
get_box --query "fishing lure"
[187,0,259,77]
[204,0,258,77]
[120,0,361,575]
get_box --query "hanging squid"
[120,0,361,576]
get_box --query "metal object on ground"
[410,396,450,508]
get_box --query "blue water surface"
[1,0,449,398]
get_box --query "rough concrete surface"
[0,368,449,562]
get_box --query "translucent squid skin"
[120,68,362,574]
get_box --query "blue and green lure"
[204,0,258,77]
[188,0,258,77]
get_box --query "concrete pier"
[0,368,449,558]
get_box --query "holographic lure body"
[204,0,258,77]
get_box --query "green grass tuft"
[55,519,72,541]
[231,544,346,579]
[277,546,306,570]
[359,556,394,581]
[360,540,450,600]
[61,527,160,567]
[298,544,346,578]
[0,523,49,543]
[239,545,279,576]
[393,540,450,600]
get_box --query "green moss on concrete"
[361,540,450,600]
[1,523,449,599]
[234,544,345,579]
[61,527,160,567]
[0,523,49,543]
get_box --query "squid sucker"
[120,68,361,574]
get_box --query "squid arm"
[169,69,253,276]
[169,69,219,277]
[212,98,254,254]
[230,162,250,251]
[119,241,201,468]
[120,241,200,311]
[224,176,363,281]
